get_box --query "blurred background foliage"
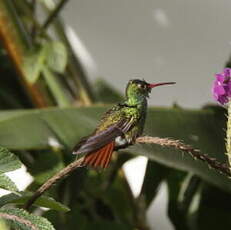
[0,0,229,230]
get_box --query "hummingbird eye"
[137,83,146,89]
[137,84,143,88]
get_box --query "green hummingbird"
[73,79,175,168]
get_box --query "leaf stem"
[41,0,69,32]
[42,67,71,107]
[30,0,37,38]
[41,5,95,104]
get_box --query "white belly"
[115,136,128,147]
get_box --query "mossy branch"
[24,136,230,210]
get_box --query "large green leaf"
[0,106,229,192]
[0,192,70,212]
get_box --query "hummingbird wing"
[73,118,132,155]
[72,108,136,168]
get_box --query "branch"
[24,157,84,210]
[136,136,231,177]
[30,0,37,38]
[24,136,230,211]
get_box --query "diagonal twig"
[24,157,84,210]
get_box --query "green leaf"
[0,106,229,192]
[46,41,68,74]
[0,174,18,192]
[0,207,55,230]
[0,147,21,173]
[23,41,68,84]
[0,192,70,212]
[23,46,47,83]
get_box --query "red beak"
[148,82,176,88]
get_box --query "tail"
[82,142,115,168]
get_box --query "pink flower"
[212,68,231,105]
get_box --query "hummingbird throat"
[125,94,147,107]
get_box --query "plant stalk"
[41,0,69,32]
[42,67,71,107]
[226,101,231,171]
[40,0,95,105]
[0,0,48,107]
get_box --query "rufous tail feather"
[82,142,115,168]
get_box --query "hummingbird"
[73,79,175,168]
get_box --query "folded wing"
[72,117,134,168]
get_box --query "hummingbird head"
[125,79,175,105]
